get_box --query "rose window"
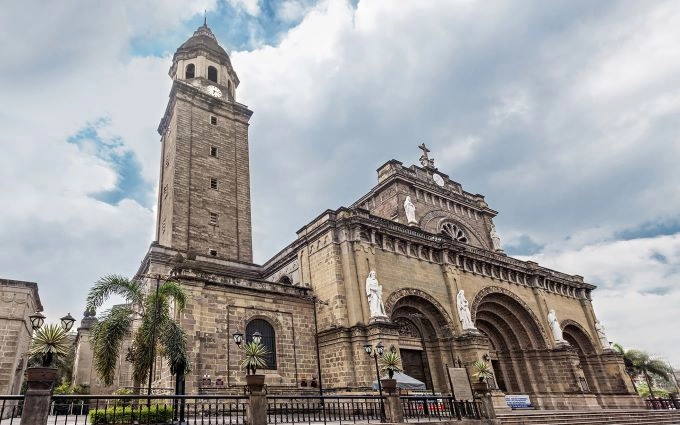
[441,223,468,243]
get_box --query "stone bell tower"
[155,23,254,263]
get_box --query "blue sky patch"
[504,234,545,256]
[615,220,680,241]
[130,0,324,57]
[67,118,151,207]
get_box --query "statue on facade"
[404,196,417,225]
[595,320,610,350]
[366,271,387,318]
[490,224,502,251]
[457,290,476,330]
[547,309,566,343]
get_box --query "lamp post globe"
[232,330,244,347]
[376,342,384,356]
[60,313,76,332]
[252,331,262,344]
[29,311,45,331]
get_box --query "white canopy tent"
[372,372,426,390]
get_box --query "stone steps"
[497,409,680,425]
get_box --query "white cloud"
[524,234,680,366]
[226,0,261,16]
[2,0,680,370]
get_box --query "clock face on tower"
[433,173,445,187]
[205,85,222,98]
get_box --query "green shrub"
[88,405,173,424]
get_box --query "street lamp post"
[364,342,386,422]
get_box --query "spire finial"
[204,10,207,26]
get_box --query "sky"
[1,0,679,367]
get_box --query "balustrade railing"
[0,395,23,425]
[646,398,680,410]
[49,394,247,425]
[267,395,383,424]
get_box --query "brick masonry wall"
[158,87,253,262]
[0,279,41,395]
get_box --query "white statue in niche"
[366,271,387,318]
[457,290,476,330]
[404,196,417,225]
[490,224,502,251]
[595,320,610,350]
[548,309,566,343]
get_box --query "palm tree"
[85,274,190,387]
[612,343,639,393]
[626,349,672,399]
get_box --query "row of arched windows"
[185,63,218,83]
[246,319,277,369]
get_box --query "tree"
[612,343,672,398]
[627,349,672,399]
[85,274,190,388]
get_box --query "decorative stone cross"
[418,143,436,168]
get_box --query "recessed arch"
[208,66,218,83]
[185,63,195,79]
[246,318,276,369]
[471,286,550,348]
[562,320,597,355]
[384,287,454,333]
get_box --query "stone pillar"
[20,368,58,425]
[247,391,267,425]
[384,393,403,423]
[476,391,497,420]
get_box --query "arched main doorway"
[472,289,548,394]
[562,321,598,393]
[388,292,454,392]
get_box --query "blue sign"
[505,395,532,409]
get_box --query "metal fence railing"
[0,395,24,425]
[400,395,482,421]
[267,395,384,424]
[49,394,248,425]
[646,398,680,410]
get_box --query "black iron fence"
[0,395,23,424]
[3,393,484,424]
[49,394,248,425]
[646,398,680,410]
[400,395,482,421]
[267,395,383,424]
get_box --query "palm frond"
[159,320,191,374]
[86,275,144,311]
[91,305,134,386]
[158,281,187,312]
[30,324,70,367]
[240,342,270,369]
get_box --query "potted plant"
[240,341,269,391]
[470,360,493,393]
[27,323,70,390]
[379,351,403,391]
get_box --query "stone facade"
[76,23,642,411]
[0,279,42,395]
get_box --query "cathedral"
[73,23,641,411]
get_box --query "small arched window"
[185,63,195,79]
[246,319,276,369]
[208,66,218,83]
[278,276,292,285]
